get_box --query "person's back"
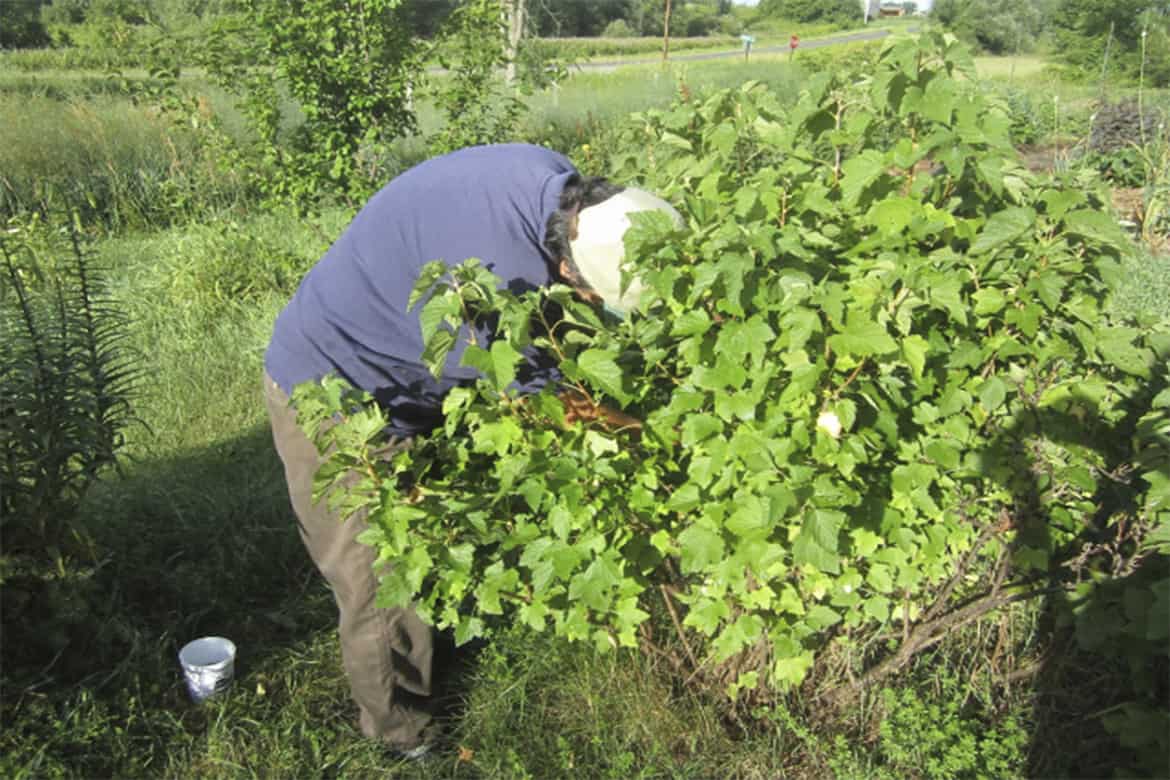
[265,143,577,434]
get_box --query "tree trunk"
[662,0,672,62]
[504,0,526,86]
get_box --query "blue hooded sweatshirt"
[265,144,577,435]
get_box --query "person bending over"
[263,143,678,757]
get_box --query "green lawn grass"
[973,54,1047,80]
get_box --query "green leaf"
[867,197,920,236]
[681,414,723,448]
[715,392,757,422]
[792,509,843,574]
[693,357,747,391]
[828,313,898,357]
[927,275,968,325]
[578,348,629,402]
[418,292,460,345]
[408,260,447,310]
[420,328,457,377]
[840,150,886,206]
[972,288,1006,316]
[902,334,929,379]
[772,648,814,688]
[584,430,619,457]
[490,340,520,389]
[924,439,962,470]
[549,504,573,540]
[472,418,522,455]
[455,615,485,645]
[863,596,890,622]
[1031,271,1064,310]
[1063,208,1127,249]
[978,376,1007,413]
[476,564,520,615]
[1097,326,1154,378]
[969,207,1034,255]
[375,568,414,609]
[568,555,622,611]
[712,614,764,660]
[678,524,725,573]
[922,75,957,124]
[851,528,882,557]
[518,600,549,630]
[666,483,701,513]
[613,597,650,647]
[726,495,770,539]
[671,309,711,337]
[685,596,731,635]
[461,344,492,375]
[866,564,894,594]
[806,604,841,630]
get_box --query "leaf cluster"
[427,0,527,157]
[196,0,424,208]
[298,33,1170,712]
[1,215,140,561]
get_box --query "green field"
[3,30,1169,780]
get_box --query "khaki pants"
[263,372,433,749]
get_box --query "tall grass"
[0,60,804,230]
[521,58,804,159]
[0,93,252,229]
[0,69,157,99]
[0,46,145,72]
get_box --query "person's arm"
[558,389,641,433]
[511,344,640,434]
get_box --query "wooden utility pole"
[662,0,672,62]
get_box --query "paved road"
[573,28,901,73]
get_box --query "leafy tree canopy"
[1049,0,1170,86]
[2,0,52,47]
[930,0,1047,55]
[758,0,861,26]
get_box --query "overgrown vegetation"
[195,0,424,208]
[2,19,1169,780]
[296,32,1170,775]
[933,0,1170,86]
[1050,0,1170,87]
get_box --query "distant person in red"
[263,143,679,758]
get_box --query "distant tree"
[931,0,1044,55]
[403,0,458,36]
[930,0,959,26]
[603,18,636,36]
[529,0,635,36]
[901,1,917,13]
[199,0,426,205]
[40,0,89,26]
[2,0,51,47]
[87,0,149,24]
[758,0,860,26]
[1051,0,1170,86]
